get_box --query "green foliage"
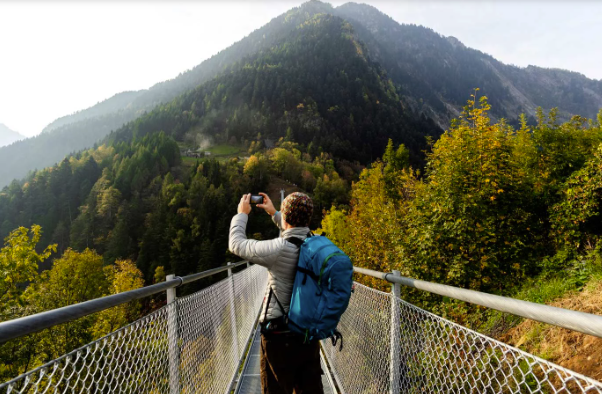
[313,173,349,210]
[243,154,270,191]
[0,246,144,381]
[478,247,602,337]
[551,144,602,249]
[110,14,441,167]
[0,225,56,381]
[382,138,409,172]
[91,259,145,339]
[320,161,418,291]
[0,225,55,308]
[403,95,543,292]
[24,248,109,362]
[323,95,602,315]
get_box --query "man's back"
[229,211,309,322]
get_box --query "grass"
[205,144,240,156]
[501,278,602,379]
[477,251,602,336]
[181,144,243,166]
[182,156,201,165]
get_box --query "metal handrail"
[0,261,248,344]
[3,261,601,345]
[354,266,602,339]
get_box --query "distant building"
[205,151,212,156]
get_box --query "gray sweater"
[228,211,308,322]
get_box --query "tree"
[0,225,55,308]
[243,154,269,189]
[285,126,294,142]
[382,138,409,172]
[0,225,55,381]
[91,259,144,339]
[402,96,543,294]
[320,162,417,291]
[26,248,109,362]
[313,172,349,209]
[551,144,602,249]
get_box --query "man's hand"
[238,194,252,215]
[257,192,277,216]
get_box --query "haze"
[1,1,601,138]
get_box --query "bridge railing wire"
[4,261,602,394]
[0,264,268,394]
[322,281,602,394]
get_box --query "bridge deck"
[235,328,336,393]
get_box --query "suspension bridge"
[1,261,602,393]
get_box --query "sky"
[1,1,601,138]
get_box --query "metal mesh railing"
[322,282,602,394]
[5,264,602,394]
[1,264,268,394]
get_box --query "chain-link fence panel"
[178,264,267,394]
[1,264,267,394]
[323,282,602,394]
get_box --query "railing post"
[390,270,401,394]
[166,274,180,394]
[228,262,240,361]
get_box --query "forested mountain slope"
[2,4,602,379]
[0,14,438,278]
[109,14,440,164]
[0,1,334,188]
[335,2,602,127]
[0,124,23,148]
[2,0,601,189]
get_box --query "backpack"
[266,234,353,349]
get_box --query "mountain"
[334,2,602,127]
[41,91,146,134]
[1,0,602,188]
[108,13,440,164]
[0,124,23,148]
[0,13,439,279]
[0,1,335,188]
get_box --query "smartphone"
[250,195,264,204]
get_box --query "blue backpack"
[267,234,353,349]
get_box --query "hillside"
[0,1,335,188]
[2,4,602,380]
[108,14,440,165]
[3,1,602,188]
[41,91,146,134]
[0,123,23,148]
[0,14,438,272]
[335,2,602,127]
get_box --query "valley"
[1,0,602,385]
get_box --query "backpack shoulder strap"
[284,237,304,248]
[265,286,288,320]
[284,232,312,248]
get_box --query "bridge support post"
[228,262,240,363]
[390,270,401,394]
[166,274,180,394]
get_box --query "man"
[229,192,323,394]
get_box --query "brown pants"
[260,333,324,394]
